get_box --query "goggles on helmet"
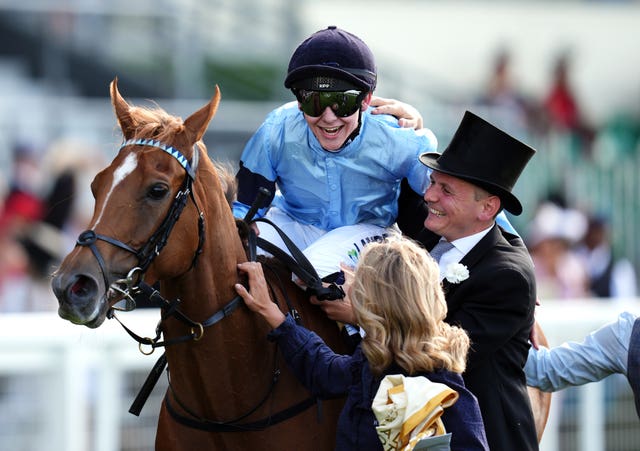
[294,89,366,118]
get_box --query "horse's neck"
[167,178,247,320]
[158,168,276,415]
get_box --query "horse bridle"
[75,138,205,313]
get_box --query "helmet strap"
[339,108,363,149]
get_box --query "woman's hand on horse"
[370,96,424,130]
[235,262,285,329]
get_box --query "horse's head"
[52,78,221,328]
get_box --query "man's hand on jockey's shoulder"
[370,96,424,130]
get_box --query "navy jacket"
[269,315,489,451]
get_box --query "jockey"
[232,26,438,280]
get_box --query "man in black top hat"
[401,111,539,450]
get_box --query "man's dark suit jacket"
[397,181,539,450]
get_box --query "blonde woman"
[235,237,488,450]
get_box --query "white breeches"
[256,207,393,279]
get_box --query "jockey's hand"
[370,96,424,130]
[310,292,356,324]
[236,262,285,329]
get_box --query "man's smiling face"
[423,171,495,241]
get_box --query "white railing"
[0,309,164,451]
[1,300,639,451]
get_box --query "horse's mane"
[212,159,238,208]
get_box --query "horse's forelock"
[128,105,185,144]
[123,104,238,208]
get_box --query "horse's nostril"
[64,274,98,303]
[70,278,90,296]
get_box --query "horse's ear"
[110,77,137,139]
[183,85,221,143]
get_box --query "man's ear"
[360,92,373,111]
[480,195,502,220]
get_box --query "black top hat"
[419,111,535,215]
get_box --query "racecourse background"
[0,1,640,450]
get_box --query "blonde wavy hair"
[348,237,470,376]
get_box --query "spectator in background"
[0,138,105,312]
[542,52,595,158]
[0,142,44,231]
[18,169,74,280]
[0,165,28,299]
[477,48,538,133]
[17,138,101,281]
[576,213,637,299]
[0,142,45,311]
[44,138,107,242]
[526,199,590,300]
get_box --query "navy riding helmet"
[284,26,377,93]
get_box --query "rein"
[252,217,345,301]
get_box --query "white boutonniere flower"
[443,263,469,284]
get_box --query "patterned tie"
[430,240,455,263]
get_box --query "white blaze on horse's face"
[92,152,138,228]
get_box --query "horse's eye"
[147,184,169,200]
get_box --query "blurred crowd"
[478,48,639,302]
[526,195,637,301]
[0,138,105,313]
[477,48,639,165]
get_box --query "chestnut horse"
[51,79,550,449]
[51,79,346,450]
